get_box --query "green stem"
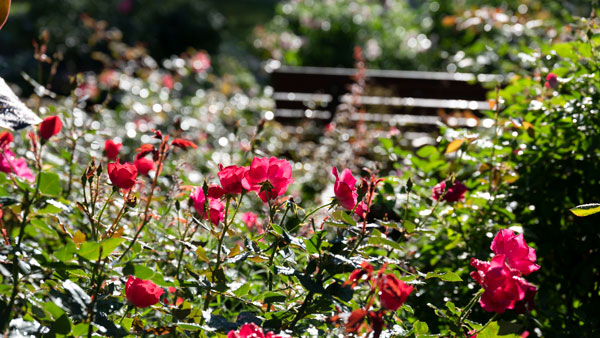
[474,313,499,335]
[459,288,484,324]
[1,164,43,332]
[301,201,333,224]
[96,190,116,237]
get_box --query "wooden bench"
[268,65,504,145]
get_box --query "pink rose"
[491,229,540,276]
[190,187,225,225]
[218,164,248,195]
[354,200,368,219]
[242,212,258,231]
[190,52,211,73]
[432,180,467,202]
[0,150,34,182]
[332,166,358,210]
[162,74,174,90]
[545,73,558,89]
[471,255,525,313]
[241,157,294,203]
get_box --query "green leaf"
[569,203,600,217]
[425,271,462,282]
[413,320,429,334]
[78,241,101,261]
[100,237,125,258]
[176,322,203,331]
[262,291,286,303]
[50,314,72,335]
[55,241,76,262]
[332,210,356,226]
[38,172,62,197]
[123,264,154,280]
[44,301,66,320]
[233,283,250,297]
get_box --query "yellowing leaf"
[0,0,10,30]
[488,99,496,110]
[570,203,600,217]
[522,121,534,130]
[73,231,86,246]
[248,255,267,263]
[195,246,209,263]
[228,244,241,258]
[445,139,464,154]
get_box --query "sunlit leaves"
[445,139,464,154]
[569,203,600,217]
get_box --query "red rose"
[125,275,164,308]
[39,116,62,140]
[108,160,138,190]
[490,229,540,276]
[0,131,13,148]
[104,139,122,160]
[545,73,558,89]
[378,273,412,311]
[332,166,358,210]
[218,164,248,195]
[432,180,467,202]
[241,157,294,203]
[471,255,525,313]
[134,156,155,176]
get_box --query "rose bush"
[0,8,597,338]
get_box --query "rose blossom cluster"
[470,229,540,313]
[339,262,413,337]
[189,157,294,225]
[0,115,63,182]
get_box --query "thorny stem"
[204,194,235,311]
[87,247,105,338]
[117,146,165,262]
[96,190,115,238]
[0,144,44,332]
[459,288,484,325]
[105,189,132,239]
[65,129,78,198]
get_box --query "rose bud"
[39,116,62,140]
[432,180,467,202]
[134,156,156,176]
[332,167,358,210]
